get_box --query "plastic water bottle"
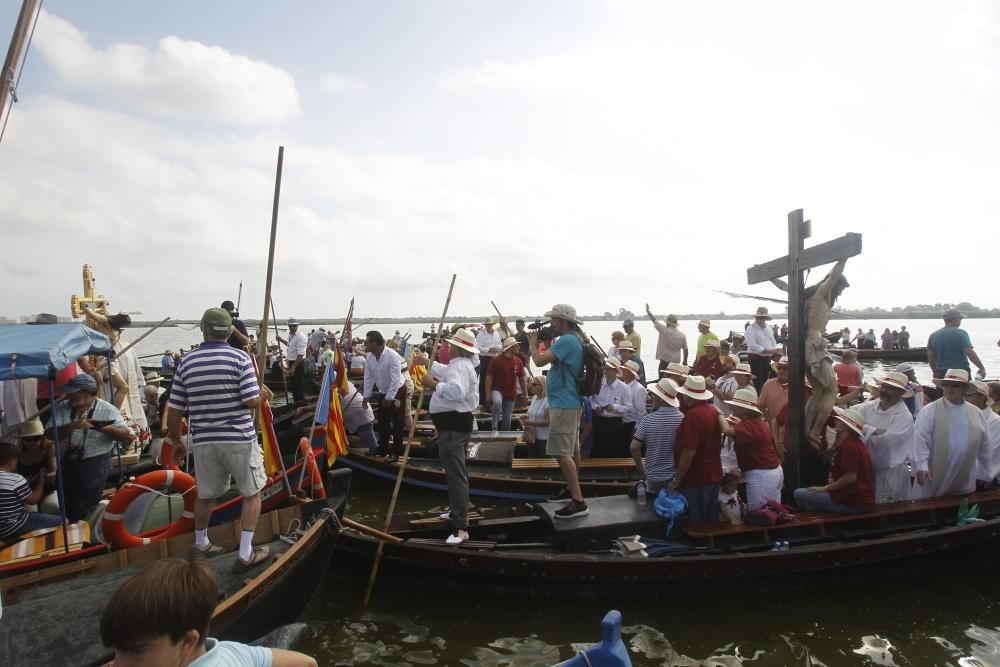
[636,480,647,505]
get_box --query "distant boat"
[830,347,928,362]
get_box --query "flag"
[249,355,282,476]
[315,358,349,464]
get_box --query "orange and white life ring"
[298,437,326,499]
[101,469,197,548]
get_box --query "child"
[0,443,62,540]
[100,558,317,666]
[718,472,745,526]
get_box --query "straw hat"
[933,369,972,386]
[754,307,772,320]
[698,319,711,328]
[604,356,622,371]
[677,375,713,401]
[501,336,519,351]
[144,371,164,383]
[661,362,689,380]
[648,378,680,407]
[447,328,478,354]
[724,387,762,415]
[617,340,636,353]
[730,362,753,377]
[544,304,584,325]
[831,407,866,437]
[770,356,789,373]
[704,339,721,350]
[870,371,913,398]
[622,359,641,378]
[17,418,44,439]
[725,354,741,367]
[483,317,495,326]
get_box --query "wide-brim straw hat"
[698,319,711,328]
[933,369,972,386]
[754,307,772,320]
[704,339,721,350]
[724,387,762,415]
[770,356,789,373]
[447,328,478,354]
[648,378,680,407]
[870,371,913,398]
[544,303,584,325]
[483,317,495,325]
[17,418,44,438]
[144,371,163,383]
[501,336,519,351]
[832,407,866,438]
[677,374,713,401]
[617,340,636,353]
[731,363,754,377]
[622,359,641,378]
[604,357,622,371]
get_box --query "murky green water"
[297,480,1000,666]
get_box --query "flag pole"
[363,273,456,608]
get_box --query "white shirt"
[363,346,403,400]
[286,330,308,361]
[428,357,479,413]
[341,387,374,432]
[607,345,622,362]
[981,406,1000,480]
[622,379,648,424]
[591,378,629,416]
[476,328,502,358]
[744,321,777,355]
[913,399,991,496]
[527,395,550,440]
[856,398,914,471]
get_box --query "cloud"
[944,0,1000,93]
[320,72,369,93]
[32,10,299,125]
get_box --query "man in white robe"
[965,380,1000,484]
[913,369,991,498]
[856,372,915,503]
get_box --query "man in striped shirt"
[629,378,684,494]
[167,307,273,572]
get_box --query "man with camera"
[221,300,250,350]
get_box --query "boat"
[333,489,1000,600]
[0,487,348,666]
[829,347,928,362]
[336,445,638,501]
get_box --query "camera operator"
[221,300,250,351]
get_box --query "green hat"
[200,307,232,335]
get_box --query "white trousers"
[745,466,784,510]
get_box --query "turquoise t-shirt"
[546,333,584,409]
[928,326,973,374]
[190,639,272,666]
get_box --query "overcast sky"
[1,1,997,321]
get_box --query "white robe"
[856,398,914,503]
[116,345,148,430]
[0,378,37,444]
[980,407,1000,481]
[912,399,991,498]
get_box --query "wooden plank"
[746,232,862,284]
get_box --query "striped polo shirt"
[168,341,259,446]
[0,471,31,538]
[633,406,684,485]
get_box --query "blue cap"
[61,373,97,394]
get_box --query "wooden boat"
[334,489,1000,600]
[829,346,928,362]
[0,492,346,666]
[336,445,638,501]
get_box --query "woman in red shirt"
[793,407,875,513]
[717,388,783,510]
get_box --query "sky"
[0,0,998,321]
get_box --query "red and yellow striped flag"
[324,349,350,465]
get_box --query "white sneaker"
[439,512,451,520]
[445,530,469,545]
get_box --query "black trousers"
[375,400,405,456]
[289,363,306,403]
[591,415,624,458]
[749,355,771,395]
[478,356,494,404]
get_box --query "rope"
[0,0,44,145]
[124,482,197,498]
[576,651,594,667]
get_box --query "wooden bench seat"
[683,490,1000,546]
[510,458,636,470]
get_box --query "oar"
[363,273,457,608]
[492,300,533,378]
[590,335,609,360]
[113,317,171,361]
[255,146,294,501]
[0,404,50,440]
[269,296,291,404]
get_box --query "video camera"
[527,319,556,343]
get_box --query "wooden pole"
[113,317,171,361]
[269,295,290,404]
[363,273,457,608]
[236,281,243,312]
[785,209,806,492]
[0,0,38,124]
[491,300,533,377]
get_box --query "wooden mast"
[0,0,40,127]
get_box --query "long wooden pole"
[363,273,457,608]
[269,295,290,404]
[113,317,171,361]
[0,0,38,125]
[491,300,532,377]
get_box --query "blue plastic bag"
[653,487,687,535]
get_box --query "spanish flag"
[315,356,349,465]
[249,355,283,476]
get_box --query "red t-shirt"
[674,401,723,486]
[692,356,724,380]
[829,436,875,507]
[732,417,780,471]
[486,354,524,400]
[833,362,862,393]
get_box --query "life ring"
[102,469,197,548]
[297,437,327,499]
[157,419,188,471]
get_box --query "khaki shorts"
[192,440,267,499]
[546,407,582,457]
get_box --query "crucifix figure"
[747,210,861,491]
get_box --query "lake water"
[124,317,1000,665]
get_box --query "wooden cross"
[746,210,862,491]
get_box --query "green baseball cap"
[200,307,233,334]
